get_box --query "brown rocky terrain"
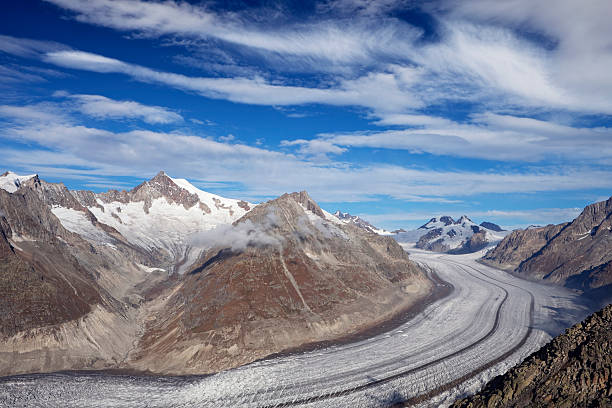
[129,191,432,374]
[481,224,567,272]
[0,172,432,376]
[451,303,612,408]
[481,196,612,298]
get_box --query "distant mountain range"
[394,215,509,254]
[0,170,431,376]
[328,210,510,254]
[332,210,391,235]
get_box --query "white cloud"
[442,0,612,113]
[0,35,67,58]
[0,104,65,124]
[58,93,183,124]
[2,105,612,205]
[314,113,612,163]
[43,0,419,65]
[42,50,423,112]
[280,139,347,158]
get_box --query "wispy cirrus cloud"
[38,0,612,116]
[40,49,423,112]
[42,0,419,65]
[54,92,183,124]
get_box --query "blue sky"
[1,0,611,229]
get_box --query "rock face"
[481,196,612,295]
[0,171,431,376]
[479,221,504,232]
[451,303,612,408]
[482,224,567,272]
[129,191,431,374]
[411,216,509,253]
[0,189,103,337]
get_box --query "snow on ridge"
[50,206,114,244]
[0,171,37,193]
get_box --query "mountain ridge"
[481,196,612,298]
[0,170,433,376]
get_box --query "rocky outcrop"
[129,191,432,374]
[448,230,489,254]
[451,303,612,408]
[481,196,612,295]
[480,222,505,232]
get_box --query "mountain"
[69,171,253,274]
[129,191,431,374]
[451,303,612,408]
[332,210,390,234]
[0,179,144,375]
[0,171,431,376]
[481,196,612,299]
[394,215,508,253]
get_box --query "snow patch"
[0,171,36,193]
[50,206,114,244]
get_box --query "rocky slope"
[129,191,432,374]
[451,303,612,408]
[0,171,431,376]
[482,196,612,296]
[395,216,508,253]
[0,185,143,376]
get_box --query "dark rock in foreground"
[451,303,612,408]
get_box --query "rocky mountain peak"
[97,171,201,212]
[439,215,455,225]
[286,190,325,218]
[419,215,455,229]
[481,195,612,295]
[456,215,473,224]
[332,210,386,234]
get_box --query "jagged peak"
[150,170,168,180]
[456,215,473,223]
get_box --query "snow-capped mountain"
[394,215,509,253]
[393,216,453,243]
[0,170,254,274]
[332,210,391,235]
[0,171,36,193]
